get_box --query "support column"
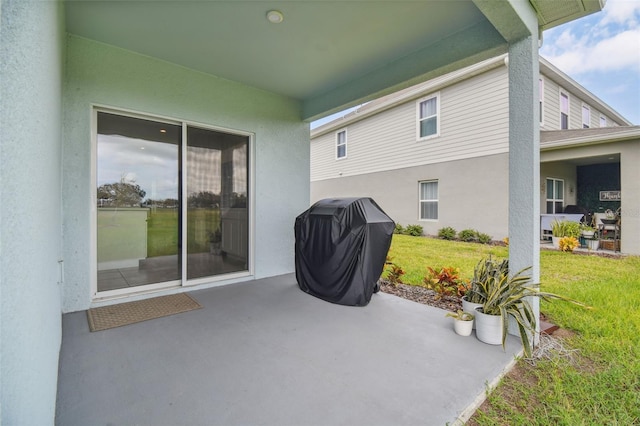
[620,145,640,255]
[508,36,540,336]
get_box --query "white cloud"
[600,0,640,26]
[541,0,640,76]
[543,28,640,74]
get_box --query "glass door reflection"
[186,127,248,280]
[96,112,181,292]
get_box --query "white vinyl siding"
[311,66,509,181]
[419,180,438,220]
[541,76,618,130]
[416,94,439,140]
[336,129,347,159]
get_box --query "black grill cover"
[294,197,395,306]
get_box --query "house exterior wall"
[0,0,65,423]
[540,75,621,131]
[311,153,510,239]
[62,35,309,313]
[311,58,632,250]
[311,66,509,182]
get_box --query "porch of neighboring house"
[55,274,522,426]
[539,127,640,255]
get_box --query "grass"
[388,234,640,425]
[146,208,220,257]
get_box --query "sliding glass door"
[96,110,249,294]
[186,126,248,280]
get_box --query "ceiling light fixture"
[160,129,167,133]
[266,10,284,24]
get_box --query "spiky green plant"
[476,261,590,357]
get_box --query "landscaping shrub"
[384,255,405,285]
[559,236,580,252]
[403,224,423,236]
[477,232,492,244]
[458,229,478,242]
[422,266,468,299]
[393,223,404,234]
[438,226,457,240]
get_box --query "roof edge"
[541,127,640,150]
[539,56,632,126]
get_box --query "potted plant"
[445,310,474,336]
[580,223,596,239]
[472,257,589,357]
[462,257,508,329]
[550,220,581,249]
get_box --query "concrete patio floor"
[56,274,522,425]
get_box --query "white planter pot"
[586,239,600,250]
[551,236,560,249]
[462,296,482,329]
[582,231,595,239]
[453,319,474,336]
[474,308,503,345]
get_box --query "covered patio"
[56,275,521,425]
[2,0,606,423]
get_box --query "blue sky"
[540,0,640,125]
[312,1,639,129]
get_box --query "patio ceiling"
[64,0,602,121]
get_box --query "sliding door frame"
[90,105,255,301]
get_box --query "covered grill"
[294,197,395,306]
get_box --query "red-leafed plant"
[423,266,468,299]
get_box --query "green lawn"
[388,234,640,424]
[146,208,220,257]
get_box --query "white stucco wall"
[62,36,310,313]
[0,0,65,423]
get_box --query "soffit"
[65,1,496,106]
[64,0,600,120]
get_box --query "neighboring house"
[311,55,640,255]
[0,0,605,423]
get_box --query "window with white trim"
[539,78,544,124]
[600,115,607,127]
[416,94,439,140]
[546,178,564,214]
[582,104,590,128]
[560,91,569,130]
[419,180,438,220]
[336,129,347,159]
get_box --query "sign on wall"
[599,191,621,201]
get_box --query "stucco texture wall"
[0,0,65,423]
[62,36,309,313]
[311,153,510,240]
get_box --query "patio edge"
[451,348,524,425]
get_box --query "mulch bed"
[379,280,461,312]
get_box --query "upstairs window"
[560,91,569,129]
[582,104,590,128]
[417,94,439,140]
[600,115,607,127]
[336,130,347,159]
[419,180,438,220]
